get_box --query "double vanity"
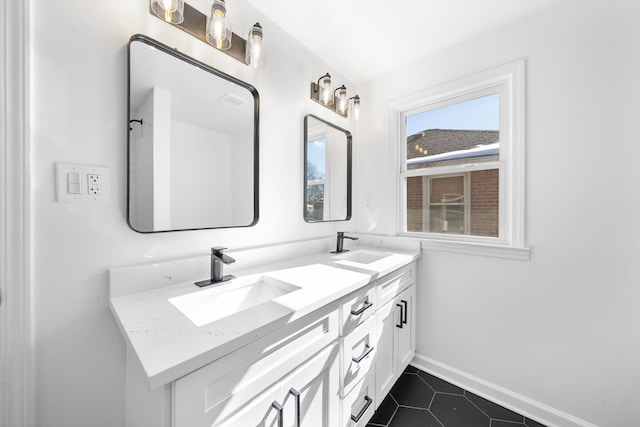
[110,236,420,426]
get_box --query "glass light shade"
[246,23,266,68]
[351,95,360,120]
[150,0,184,24]
[336,86,348,115]
[206,0,232,50]
[318,74,333,106]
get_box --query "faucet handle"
[211,247,235,265]
[340,232,359,241]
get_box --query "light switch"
[67,172,82,194]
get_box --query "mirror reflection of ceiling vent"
[219,93,247,106]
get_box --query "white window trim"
[391,60,529,260]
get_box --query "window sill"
[419,238,530,260]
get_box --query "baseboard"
[411,353,598,427]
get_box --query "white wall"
[170,122,232,228]
[29,1,355,426]
[355,2,640,426]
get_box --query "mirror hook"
[129,118,143,131]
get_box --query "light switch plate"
[56,162,110,203]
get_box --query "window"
[398,60,526,255]
[306,136,326,221]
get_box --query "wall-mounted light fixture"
[349,95,360,120]
[149,0,266,68]
[245,23,266,68]
[310,73,360,119]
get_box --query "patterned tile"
[388,407,443,427]
[368,393,398,426]
[390,373,435,409]
[417,370,464,395]
[465,391,524,422]
[367,366,548,427]
[525,417,547,427]
[491,421,527,427]
[430,393,490,427]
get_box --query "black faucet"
[195,247,236,287]
[331,232,358,254]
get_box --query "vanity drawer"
[377,263,414,306]
[340,316,376,397]
[173,306,339,427]
[341,371,376,427]
[340,284,377,336]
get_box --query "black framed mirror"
[304,114,352,222]
[127,34,259,233]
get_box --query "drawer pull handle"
[401,299,408,324]
[396,303,403,328]
[289,388,301,427]
[350,395,373,422]
[271,401,283,427]
[351,300,373,316]
[352,344,374,364]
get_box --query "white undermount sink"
[169,276,301,327]
[332,249,390,265]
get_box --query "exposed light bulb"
[161,0,177,11]
[352,95,360,120]
[213,20,225,46]
[335,86,347,115]
[318,73,333,105]
[206,0,232,50]
[151,0,184,24]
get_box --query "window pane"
[406,169,499,237]
[429,175,465,234]
[406,94,499,170]
[306,184,324,221]
[307,138,326,180]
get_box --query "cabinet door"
[217,383,282,427]
[374,297,397,405]
[396,285,415,372]
[374,285,416,406]
[282,343,340,427]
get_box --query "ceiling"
[247,0,566,84]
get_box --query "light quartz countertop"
[109,238,420,389]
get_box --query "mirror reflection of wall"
[128,35,259,233]
[304,115,351,222]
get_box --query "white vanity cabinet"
[374,264,416,405]
[116,246,419,427]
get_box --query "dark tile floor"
[367,366,547,427]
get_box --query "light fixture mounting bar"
[149,2,247,64]
[310,82,348,118]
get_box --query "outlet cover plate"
[56,162,110,203]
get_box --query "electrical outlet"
[87,174,103,195]
[56,163,109,203]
